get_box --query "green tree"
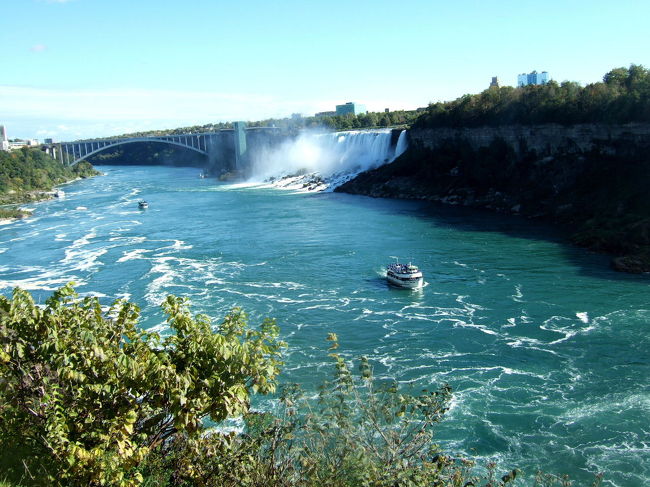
[415,64,650,128]
[0,148,98,201]
[0,284,284,486]
[603,67,629,87]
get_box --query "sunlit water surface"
[1,165,648,486]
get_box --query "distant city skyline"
[517,70,550,87]
[2,0,649,140]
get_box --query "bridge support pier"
[233,121,248,171]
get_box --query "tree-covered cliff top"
[414,65,650,129]
[0,147,98,196]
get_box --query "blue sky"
[2,0,649,140]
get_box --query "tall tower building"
[0,125,9,152]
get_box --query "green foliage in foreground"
[0,148,98,198]
[0,285,284,486]
[0,287,604,487]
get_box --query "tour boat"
[386,261,424,289]
[54,190,65,198]
[138,200,149,209]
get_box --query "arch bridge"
[52,132,223,166]
[47,123,278,173]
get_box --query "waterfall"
[394,129,408,158]
[250,129,406,191]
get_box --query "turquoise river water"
[1,165,648,486]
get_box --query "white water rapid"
[249,129,408,192]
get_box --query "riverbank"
[0,148,100,223]
[0,190,64,222]
[0,182,99,223]
[0,206,33,222]
[335,124,650,274]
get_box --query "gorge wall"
[336,124,650,273]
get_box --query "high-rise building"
[0,125,9,152]
[489,76,500,88]
[335,102,367,116]
[517,71,549,87]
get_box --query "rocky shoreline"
[336,124,650,274]
[0,175,100,223]
[0,190,62,222]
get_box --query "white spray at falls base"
[249,129,408,192]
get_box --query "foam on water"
[117,248,151,262]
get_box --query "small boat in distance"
[54,189,65,198]
[138,200,149,209]
[386,260,424,289]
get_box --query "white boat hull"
[386,274,424,289]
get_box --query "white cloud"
[0,85,422,140]
[2,86,285,120]
[30,44,47,52]
[0,85,332,139]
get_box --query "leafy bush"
[0,284,284,486]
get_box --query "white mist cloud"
[30,44,47,52]
[250,129,403,182]
[246,129,409,192]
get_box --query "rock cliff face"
[410,123,650,155]
[335,124,650,273]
